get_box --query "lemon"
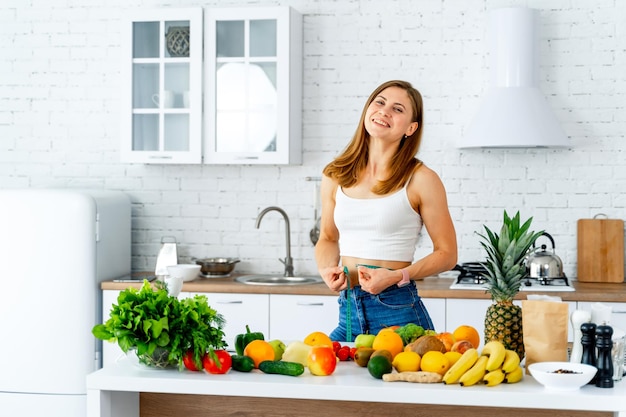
[420,351,451,375]
[444,351,463,367]
[391,351,421,373]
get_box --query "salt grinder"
[595,325,614,388]
[570,310,591,363]
[580,322,597,384]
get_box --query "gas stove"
[447,262,575,292]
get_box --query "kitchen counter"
[87,357,625,417]
[101,274,626,302]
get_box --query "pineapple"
[478,211,543,360]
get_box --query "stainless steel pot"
[195,257,240,276]
[526,232,564,279]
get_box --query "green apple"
[268,339,286,360]
[354,333,376,349]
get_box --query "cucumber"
[231,355,255,372]
[259,360,305,376]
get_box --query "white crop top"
[334,184,423,261]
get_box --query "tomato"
[183,350,201,371]
[307,346,337,376]
[337,346,351,361]
[202,349,232,374]
[349,347,357,360]
[332,341,342,354]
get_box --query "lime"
[367,355,392,379]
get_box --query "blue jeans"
[329,281,435,342]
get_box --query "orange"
[420,351,451,375]
[303,331,333,347]
[452,325,480,349]
[243,340,275,368]
[435,332,456,352]
[372,329,404,359]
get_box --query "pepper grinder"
[570,310,591,363]
[595,325,614,388]
[580,322,597,384]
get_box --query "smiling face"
[364,86,418,143]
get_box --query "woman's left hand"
[357,266,400,294]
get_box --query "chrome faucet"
[255,206,294,277]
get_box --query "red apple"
[307,346,337,376]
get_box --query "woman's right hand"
[319,266,348,292]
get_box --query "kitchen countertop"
[87,357,626,417]
[101,274,626,302]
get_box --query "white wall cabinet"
[122,6,303,165]
[422,297,446,333]
[121,8,203,164]
[203,6,302,164]
[269,294,337,341]
[202,292,270,350]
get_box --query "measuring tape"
[343,266,352,342]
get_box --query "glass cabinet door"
[204,6,302,165]
[121,9,202,164]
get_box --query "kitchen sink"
[235,274,323,286]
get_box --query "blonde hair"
[323,80,424,195]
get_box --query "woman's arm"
[314,175,348,292]
[405,165,458,279]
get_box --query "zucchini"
[231,355,255,372]
[259,360,305,376]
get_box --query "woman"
[315,80,457,342]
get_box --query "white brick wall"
[1,0,624,279]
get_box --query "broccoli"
[394,323,426,345]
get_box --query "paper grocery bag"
[522,300,569,374]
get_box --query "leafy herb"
[93,280,226,370]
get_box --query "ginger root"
[382,371,443,383]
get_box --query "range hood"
[459,7,569,148]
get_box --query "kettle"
[526,232,564,279]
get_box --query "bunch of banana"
[442,348,479,384]
[442,340,524,387]
[459,355,488,386]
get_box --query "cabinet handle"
[216,300,243,304]
[612,310,626,314]
[148,155,173,160]
[296,302,324,307]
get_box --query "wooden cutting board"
[577,217,624,282]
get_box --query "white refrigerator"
[0,189,131,417]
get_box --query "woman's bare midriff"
[342,256,411,287]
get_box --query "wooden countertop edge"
[102,274,626,302]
